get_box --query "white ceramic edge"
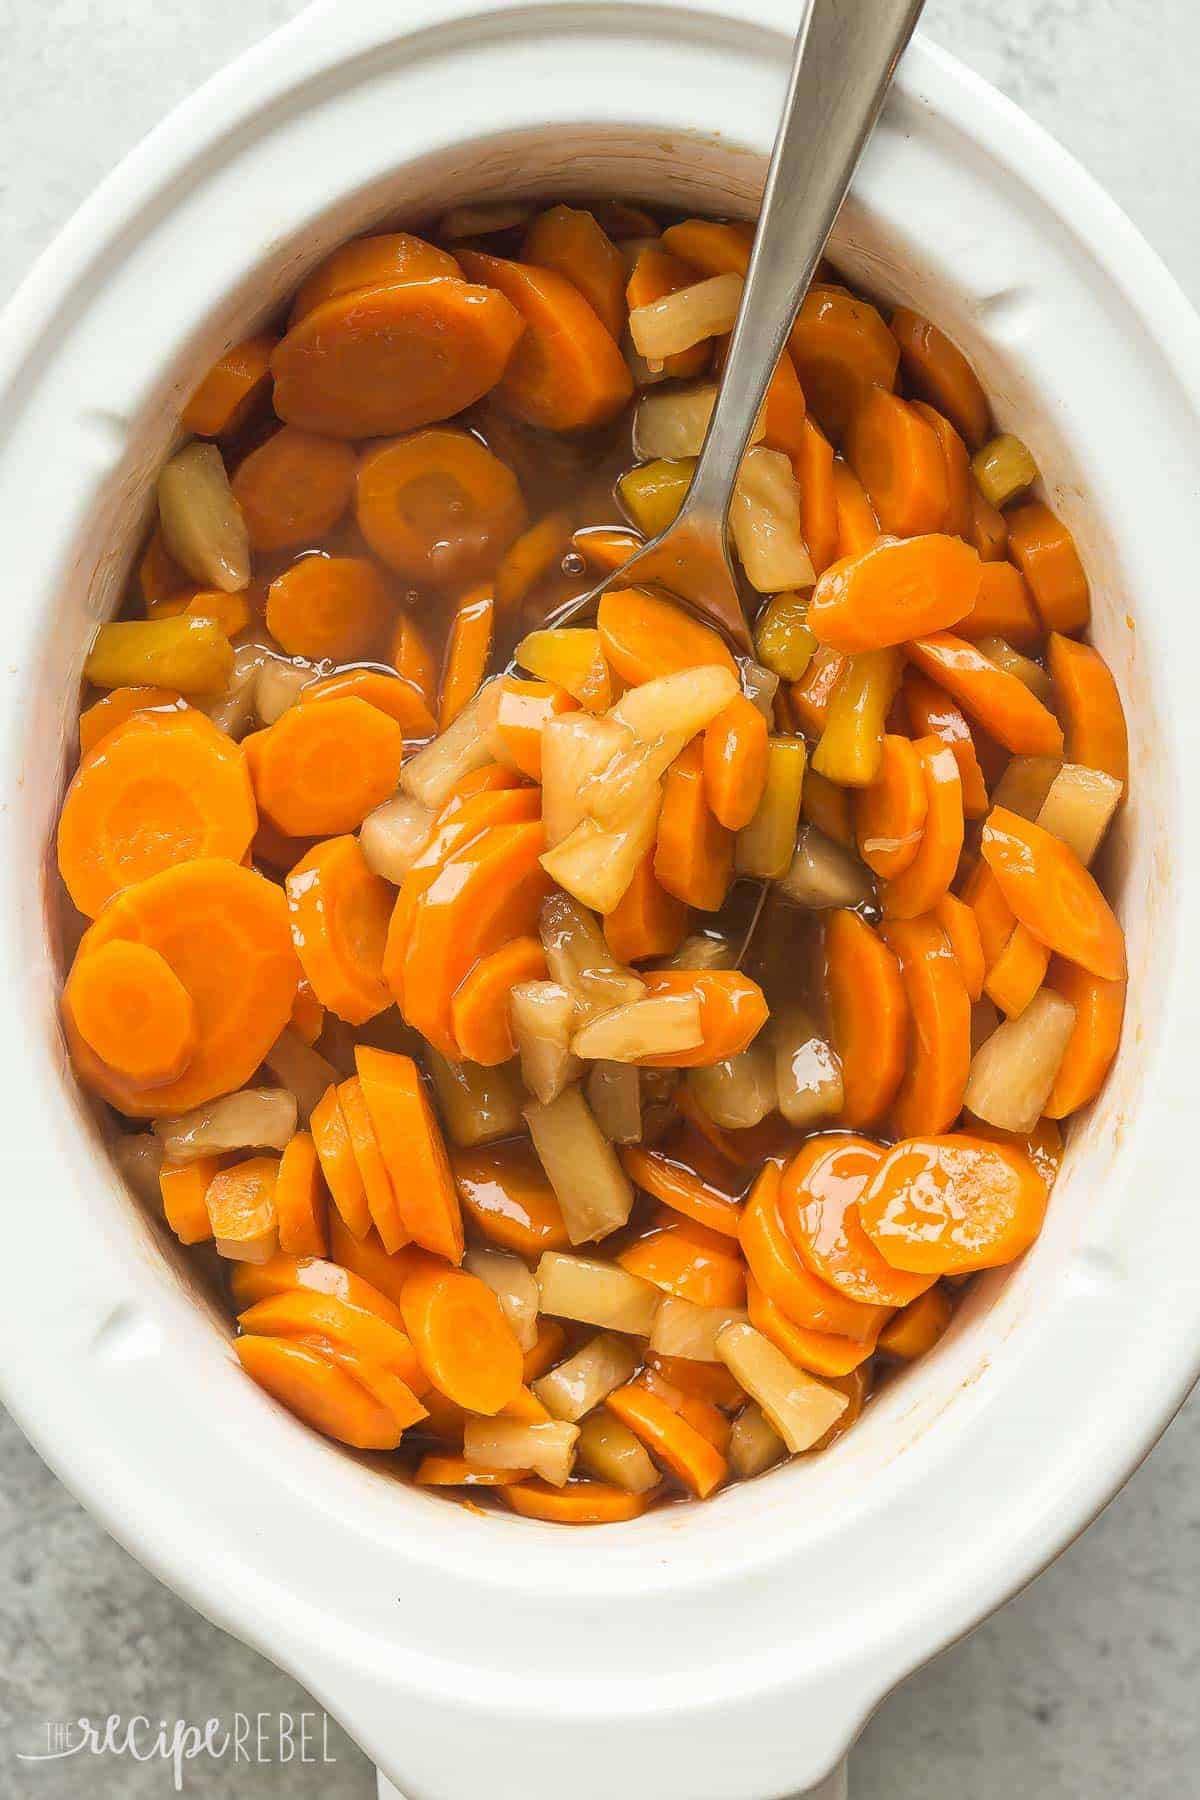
[0,3,1199,1796]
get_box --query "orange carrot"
[290,233,461,323]
[457,249,633,430]
[1046,632,1128,786]
[902,667,989,818]
[63,940,197,1089]
[702,694,769,831]
[1006,500,1090,632]
[911,402,972,540]
[654,737,733,912]
[790,644,846,736]
[934,891,986,1002]
[235,1335,407,1449]
[637,1369,731,1455]
[400,1261,523,1413]
[788,286,899,444]
[890,308,991,449]
[981,806,1125,980]
[968,482,1009,561]
[847,389,948,537]
[414,1454,529,1488]
[859,1134,1047,1273]
[494,511,574,613]
[660,218,754,276]
[603,850,689,964]
[64,860,298,1117]
[493,676,580,780]
[607,1381,726,1498]
[502,1478,658,1523]
[756,349,809,460]
[881,736,963,920]
[137,527,189,607]
[249,696,403,837]
[389,610,439,719]
[159,1155,220,1245]
[746,1275,878,1379]
[802,768,855,848]
[451,1138,570,1258]
[878,914,971,1137]
[356,428,527,586]
[326,1212,428,1311]
[738,1164,889,1339]
[906,633,1064,757]
[824,909,908,1130]
[958,561,1042,649]
[573,525,644,574]
[173,587,255,639]
[206,1155,280,1260]
[793,417,839,576]
[452,935,548,1065]
[618,1223,746,1309]
[597,587,736,686]
[984,922,1050,1018]
[57,708,257,919]
[780,1134,935,1306]
[1043,959,1126,1119]
[644,1352,745,1410]
[522,204,627,339]
[439,583,495,729]
[855,733,927,878]
[638,968,768,1068]
[877,1287,953,1361]
[236,1287,424,1393]
[285,835,392,1025]
[965,861,1017,967]
[229,1248,407,1321]
[182,333,277,437]
[621,1136,744,1239]
[338,1074,407,1254]
[523,1320,569,1384]
[273,1130,328,1258]
[355,1048,464,1261]
[310,1082,371,1239]
[626,245,711,379]
[231,427,355,550]
[298,669,436,740]
[78,686,187,756]
[809,533,981,653]
[831,460,880,558]
[446,764,527,804]
[270,277,525,437]
[265,555,394,663]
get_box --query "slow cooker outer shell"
[0,2,1198,1796]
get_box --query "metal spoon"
[555,0,926,651]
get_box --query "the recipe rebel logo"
[17,1711,337,1789]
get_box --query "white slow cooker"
[1,3,1198,1796]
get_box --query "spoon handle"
[684,0,926,523]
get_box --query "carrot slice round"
[230,1247,407,1324]
[890,309,991,450]
[607,1382,727,1499]
[902,668,989,819]
[911,403,972,540]
[809,534,981,653]
[738,1164,890,1339]
[906,633,1064,758]
[338,1075,408,1255]
[356,429,527,586]
[415,1454,529,1488]
[824,909,908,1130]
[159,1155,220,1245]
[959,562,1042,649]
[788,286,899,444]
[859,1134,1048,1274]
[617,1224,746,1309]
[390,610,439,717]
[969,484,1009,562]
[603,850,689,965]
[78,686,187,756]
[265,555,395,663]
[1042,959,1126,1119]
[522,204,627,340]
[984,922,1050,1018]
[451,1138,570,1258]
[249,696,403,838]
[290,233,461,324]
[325,1213,428,1312]
[625,245,710,380]
[597,587,736,686]
[1046,632,1128,786]
[846,389,948,537]
[934,891,986,1003]
[877,1288,953,1361]
[236,1288,424,1392]
[780,1135,935,1307]
[654,737,733,913]
[57,709,257,919]
[831,460,881,559]
[64,939,197,1088]
[660,218,754,276]
[881,736,964,920]
[794,417,839,576]
[621,1136,744,1239]
[273,1131,329,1258]
[235,1334,403,1449]
[1005,500,1090,633]
[452,935,548,1065]
[298,669,437,740]
[438,583,495,730]
[457,249,633,430]
[270,278,525,438]
[400,1262,523,1414]
[493,677,580,781]
[355,1048,464,1262]
[494,511,574,614]
[310,1083,371,1240]
[981,806,1126,981]
[644,1352,745,1410]
[502,1478,658,1523]
[878,914,972,1138]
[231,427,356,550]
[855,734,927,879]
[64,860,297,1117]
[285,834,393,1026]
[746,1275,879,1378]
[637,969,768,1069]
[703,694,769,831]
[182,333,277,437]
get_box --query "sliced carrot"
[746,1275,878,1378]
[137,527,188,606]
[907,633,1064,757]
[803,768,856,849]
[64,940,197,1089]
[182,332,277,437]
[603,850,688,964]
[618,1223,746,1309]
[654,737,733,912]
[357,429,527,587]
[790,644,846,736]
[78,686,187,756]
[810,533,981,655]
[451,1138,570,1257]
[326,1211,427,1312]
[502,1479,658,1523]
[522,204,626,339]
[439,583,495,729]
[911,402,972,540]
[64,860,298,1117]
[855,733,927,878]
[780,1135,935,1307]
[178,587,254,639]
[400,1261,523,1413]
[934,891,985,1002]
[523,1320,568,1383]
[754,349,808,461]
[273,1130,328,1258]
[793,417,839,576]
[638,968,768,1068]
[446,764,527,804]
[965,861,1017,966]
[310,1082,371,1239]
[206,1155,279,1261]
[824,909,908,1130]
[270,277,525,438]
[859,1134,1048,1274]
[355,1048,464,1261]
[57,708,257,919]
[390,610,439,718]
[236,1288,424,1393]
[249,696,403,838]
[493,676,580,780]
[968,482,1009,561]
[231,427,355,551]
[959,561,1042,649]
[738,1164,889,1339]
[831,460,880,558]
[597,587,736,686]
[788,286,899,444]
[903,667,989,818]
[229,1248,406,1321]
[452,935,548,1065]
[1043,959,1126,1118]
[644,1352,745,1410]
[878,914,972,1137]
[290,233,461,324]
[984,922,1050,1018]
[660,218,754,276]
[457,249,632,430]
[607,1382,726,1499]
[159,1155,221,1245]
[415,1454,529,1488]
[285,835,392,1026]
[265,555,393,663]
[981,806,1125,980]
[1046,632,1128,786]
[572,525,643,574]
[400,822,552,1056]
[702,694,769,831]
[621,1136,744,1239]
[847,389,947,537]
[337,1074,407,1255]
[881,736,963,920]
[890,308,990,449]
[877,1286,953,1360]
[298,669,436,740]
[637,1370,731,1454]
[494,511,573,614]
[235,1335,404,1449]
[625,245,710,379]
[1006,500,1090,632]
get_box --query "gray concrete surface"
[2,0,1198,1793]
